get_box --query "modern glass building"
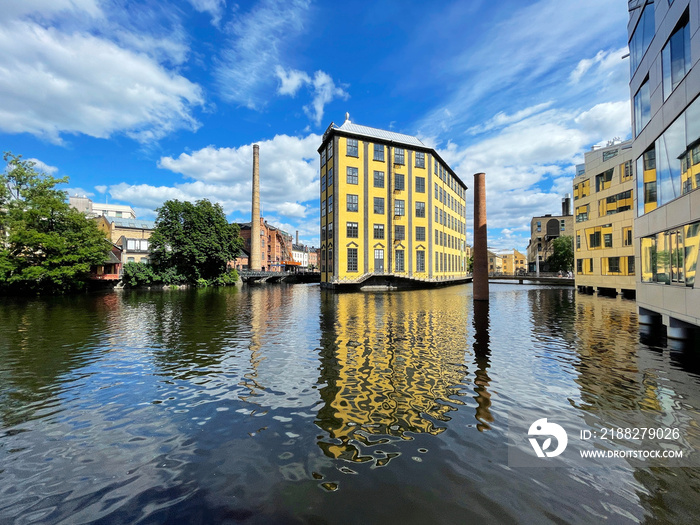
[628,0,700,336]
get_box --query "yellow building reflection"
[316,288,472,463]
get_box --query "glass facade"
[638,95,700,216]
[640,221,700,287]
[630,3,655,75]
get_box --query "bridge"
[238,270,320,284]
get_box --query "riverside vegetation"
[0,152,243,293]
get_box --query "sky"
[1,0,632,252]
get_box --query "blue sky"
[1,0,631,251]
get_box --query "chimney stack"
[562,193,571,216]
[296,230,299,245]
[473,172,489,301]
[250,144,262,271]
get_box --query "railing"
[331,272,473,285]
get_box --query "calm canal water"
[1,283,700,524]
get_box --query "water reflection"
[316,289,470,463]
[0,295,110,427]
[472,300,493,431]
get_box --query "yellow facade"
[573,142,635,295]
[319,119,467,285]
[499,249,527,275]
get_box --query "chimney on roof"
[562,194,571,216]
[345,112,350,123]
[296,230,299,245]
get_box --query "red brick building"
[237,218,293,272]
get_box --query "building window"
[321,200,326,217]
[374,224,384,239]
[416,226,426,241]
[374,170,384,188]
[560,220,566,232]
[623,227,633,246]
[328,167,333,187]
[395,249,405,272]
[374,197,384,214]
[630,2,655,75]
[395,225,405,241]
[395,173,405,191]
[321,225,326,241]
[536,221,541,232]
[374,143,384,162]
[602,149,618,162]
[347,248,358,272]
[415,201,425,218]
[347,194,358,212]
[621,160,634,181]
[662,14,690,100]
[634,78,651,136]
[394,148,405,165]
[321,175,326,191]
[327,141,333,159]
[328,195,333,213]
[415,151,425,168]
[416,250,425,272]
[416,176,425,193]
[328,222,333,239]
[595,168,614,192]
[346,222,358,238]
[347,138,358,157]
[347,167,358,184]
[576,234,581,250]
[604,232,613,248]
[321,148,326,166]
[394,199,405,216]
[589,230,601,249]
[607,257,621,274]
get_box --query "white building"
[292,244,310,268]
[69,195,136,219]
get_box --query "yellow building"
[318,115,468,287]
[95,216,155,264]
[487,250,503,275]
[573,141,635,297]
[499,249,527,275]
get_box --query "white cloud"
[274,202,308,218]
[4,0,102,19]
[187,0,227,27]
[416,0,629,139]
[65,187,94,197]
[94,185,107,193]
[303,71,349,127]
[275,66,349,126]
[570,47,628,85]
[275,66,310,96]
[106,133,320,222]
[0,21,204,144]
[215,0,310,108]
[27,158,59,175]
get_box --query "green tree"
[0,152,111,293]
[149,199,243,284]
[547,235,574,273]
